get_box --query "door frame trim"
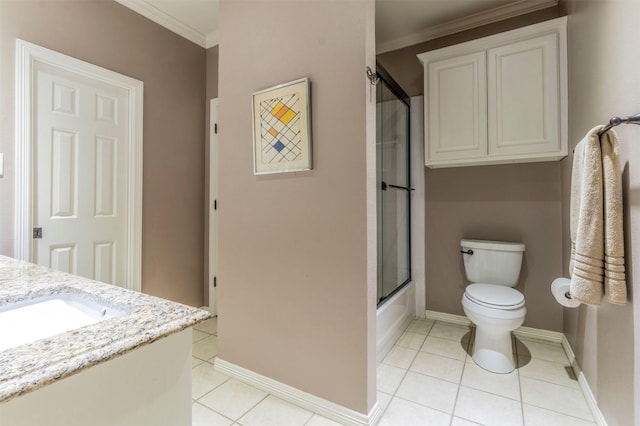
[14,39,144,292]
[208,98,218,315]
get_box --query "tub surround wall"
[562,0,639,424]
[0,256,208,403]
[0,1,206,306]
[217,0,376,415]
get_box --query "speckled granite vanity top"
[0,256,210,403]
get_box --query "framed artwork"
[252,78,312,175]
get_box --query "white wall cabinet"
[418,17,567,168]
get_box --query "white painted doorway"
[208,98,218,315]
[15,40,143,291]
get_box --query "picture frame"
[252,78,312,175]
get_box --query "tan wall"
[562,0,639,424]
[426,163,564,331]
[217,0,376,414]
[0,0,206,306]
[378,9,565,332]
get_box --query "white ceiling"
[116,0,557,51]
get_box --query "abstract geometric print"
[259,94,302,164]
[252,78,311,174]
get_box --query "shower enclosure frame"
[376,62,412,308]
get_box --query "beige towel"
[569,126,627,306]
[601,129,627,304]
[570,126,604,305]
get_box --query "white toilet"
[460,239,526,374]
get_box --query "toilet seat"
[464,283,525,309]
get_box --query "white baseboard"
[424,310,471,326]
[425,310,606,425]
[512,326,563,343]
[214,358,381,426]
[561,336,608,426]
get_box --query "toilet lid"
[465,284,525,308]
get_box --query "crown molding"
[205,30,219,49]
[114,0,209,48]
[377,0,558,54]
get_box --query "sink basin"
[0,293,128,352]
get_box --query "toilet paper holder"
[565,291,573,299]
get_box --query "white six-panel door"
[34,62,129,286]
[15,40,143,291]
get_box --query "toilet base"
[471,326,516,374]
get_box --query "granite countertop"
[0,256,210,403]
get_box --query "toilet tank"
[461,239,525,287]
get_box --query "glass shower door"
[376,68,411,306]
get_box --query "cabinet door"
[426,52,487,165]
[488,33,560,157]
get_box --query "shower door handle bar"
[381,181,415,191]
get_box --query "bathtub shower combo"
[375,64,416,361]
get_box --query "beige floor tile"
[192,361,230,399]
[377,363,407,394]
[238,395,313,426]
[462,358,521,400]
[451,417,483,426]
[192,356,204,369]
[192,329,210,343]
[382,345,418,369]
[377,391,393,413]
[192,335,218,361]
[198,378,268,420]
[429,322,471,341]
[454,386,523,426]
[515,338,569,364]
[518,357,579,389]
[192,402,234,426]
[304,414,344,426]
[396,371,459,413]
[420,335,468,360]
[523,404,597,426]
[406,319,435,335]
[194,317,218,334]
[377,397,451,426]
[396,331,427,350]
[520,377,593,421]
[410,352,464,384]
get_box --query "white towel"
[570,126,604,305]
[569,126,627,306]
[600,129,627,305]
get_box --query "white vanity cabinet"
[418,17,567,168]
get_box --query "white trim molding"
[561,337,608,426]
[377,0,558,54]
[114,0,218,49]
[425,310,472,326]
[214,358,381,426]
[14,39,143,292]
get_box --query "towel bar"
[598,112,640,137]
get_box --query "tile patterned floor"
[191,318,341,426]
[377,320,597,426]
[191,318,597,426]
